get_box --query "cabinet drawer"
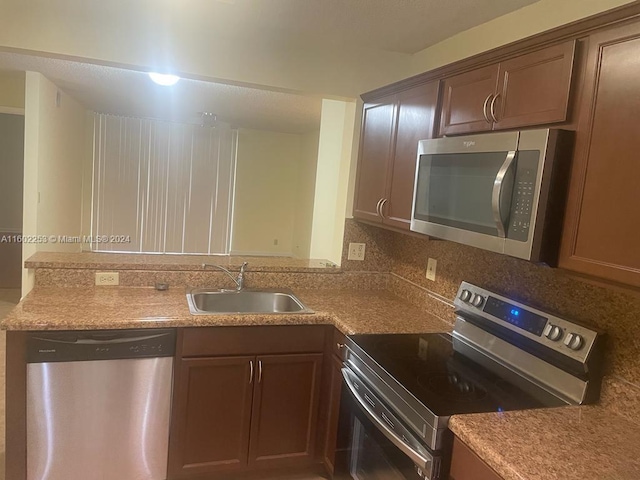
[182,326,326,357]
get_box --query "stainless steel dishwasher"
[26,329,176,480]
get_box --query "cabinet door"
[450,436,503,480]
[248,353,323,468]
[493,41,575,130]
[353,97,396,223]
[559,24,640,287]
[439,64,499,136]
[382,81,440,230]
[320,355,344,474]
[168,356,254,478]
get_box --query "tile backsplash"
[342,219,640,393]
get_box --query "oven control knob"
[471,294,485,308]
[543,324,563,341]
[460,289,472,302]
[564,333,584,351]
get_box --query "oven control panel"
[454,282,601,363]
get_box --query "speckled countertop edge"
[449,406,640,480]
[0,287,453,335]
[24,252,342,273]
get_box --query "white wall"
[0,70,25,110]
[81,110,94,243]
[410,0,635,75]
[0,113,25,289]
[292,131,319,259]
[22,72,87,294]
[309,99,356,265]
[0,114,24,231]
[232,129,304,256]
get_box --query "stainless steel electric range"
[333,282,605,480]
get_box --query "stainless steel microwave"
[410,129,572,264]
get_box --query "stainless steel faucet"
[201,262,248,291]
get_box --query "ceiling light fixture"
[148,72,180,86]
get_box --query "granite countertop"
[450,406,640,480]
[24,251,340,273]
[4,283,639,480]
[0,286,452,334]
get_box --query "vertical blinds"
[91,113,236,254]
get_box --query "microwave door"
[411,151,516,255]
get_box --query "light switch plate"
[95,272,120,286]
[426,258,437,281]
[348,243,366,261]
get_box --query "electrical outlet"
[348,242,366,261]
[426,258,437,281]
[95,272,120,286]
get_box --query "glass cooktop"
[348,332,567,417]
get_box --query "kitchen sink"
[186,288,314,315]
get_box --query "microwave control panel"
[508,151,539,242]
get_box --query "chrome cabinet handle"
[490,92,501,123]
[492,151,517,238]
[379,198,388,219]
[249,360,254,384]
[258,360,263,383]
[375,198,383,217]
[482,94,493,124]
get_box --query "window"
[91,113,236,254]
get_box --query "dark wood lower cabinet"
[320,354,344,473]
[248,354,323,468]
[449,436,503,480]
[168,356,255,478]
[168,327,327,479]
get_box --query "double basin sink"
[187,288,313,315]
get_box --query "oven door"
[333,367,443,480]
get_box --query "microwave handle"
[492,151,517,238]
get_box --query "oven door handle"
[341,367,433,471]
[492,150,517,238]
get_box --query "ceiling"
[0,53,323,134]
[0,0,543,133]
[201,0,542,54]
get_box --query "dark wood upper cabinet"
[248,353,323,468]
[353,97,396,223]
[439,64,499,136]
[383,81,441,230]
[168,356,254,478]
[439,40,575,136]
[354,81,440,230]
[494,41,575,129]
[559,22,640,288]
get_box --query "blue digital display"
[484,296,548,336]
